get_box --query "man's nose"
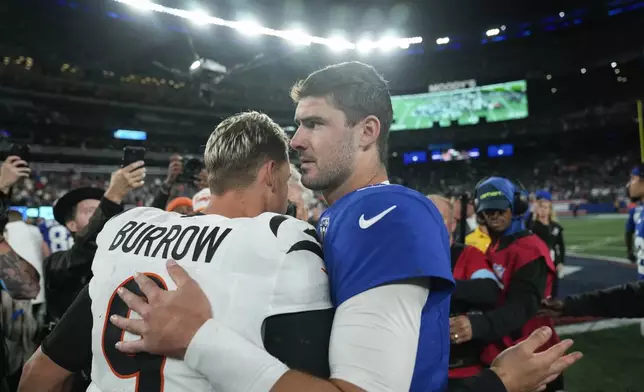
[289,128,306,151]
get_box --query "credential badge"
[493,263,505,280]
[318,217,330,243]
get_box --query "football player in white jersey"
[18,111,333,392]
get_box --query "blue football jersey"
[628,204,644,279]
[317,184,454,392]
[39,220,74,253]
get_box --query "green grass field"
[390,80,528,131]
[557,214,639,391]
[561,215,628,259]
[561,324,644,392]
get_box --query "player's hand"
[491,327,582,392]
[449,315,473,344]
[104,161,146,204]
[538,299,565,318]
[165,155,183,186]
[628,252,637,264]
[110,260,211,360]
[0,156,30,193]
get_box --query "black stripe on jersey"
[270,215,289,237]
[180,212,205,218]
[303,228,320,242]
[287,240,324,260]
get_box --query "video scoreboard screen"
[390,80,528,131]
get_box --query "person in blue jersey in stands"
[110,62,582,392]
[38,219,73,255]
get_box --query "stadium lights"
[500,25,506,31]
[283,29,312,46]
[237,19,264,36]
[326,36,355,51]
[189,10,211,26]
[436,37,450,45]
[129,0,154,10]
[486,28,500,37]
[551,87,557,94]
[611,61,617,68]
[614,68,620,74]
[112,0,422,52]
[357,38,376,53]
[190,60,202,71]
[559,11,565,18]
[581,68,586,74]
[546,74,552,80]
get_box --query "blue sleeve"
[329,192,454,306]
[626,208,635,232]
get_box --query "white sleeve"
[329,280,429,392]
[185,319,289,392]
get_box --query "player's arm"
[19,285,93,391]
[561,281,644,318]
[452,247,501,308]
[262,216,335,378]
[468,258,547,342]
[0,240,40,299]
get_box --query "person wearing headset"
[449,177,563,392]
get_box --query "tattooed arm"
[0,241,40,300]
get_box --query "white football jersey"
[87,207,331,392]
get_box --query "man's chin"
[302,178,327,192]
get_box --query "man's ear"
[358,115,381,149]
[263,160,278,192]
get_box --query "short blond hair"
[204,111,289,195]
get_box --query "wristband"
[185,319,289,392]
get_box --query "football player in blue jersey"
[626,165,644,278]
[110,62,581,392]
[625,167,644,264]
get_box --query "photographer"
[151,154,207,210]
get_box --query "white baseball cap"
[192,188,211,213]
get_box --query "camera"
[177,157,205,184]
[3,143,31,163]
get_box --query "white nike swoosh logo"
[359,205,397,229]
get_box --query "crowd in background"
[7,150,633,214]
[396,152,634,204]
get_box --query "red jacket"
[449,245,499,379]
[481,231,560,364]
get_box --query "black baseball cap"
[475,179,513,213]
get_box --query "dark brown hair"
[290,61,393,164]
